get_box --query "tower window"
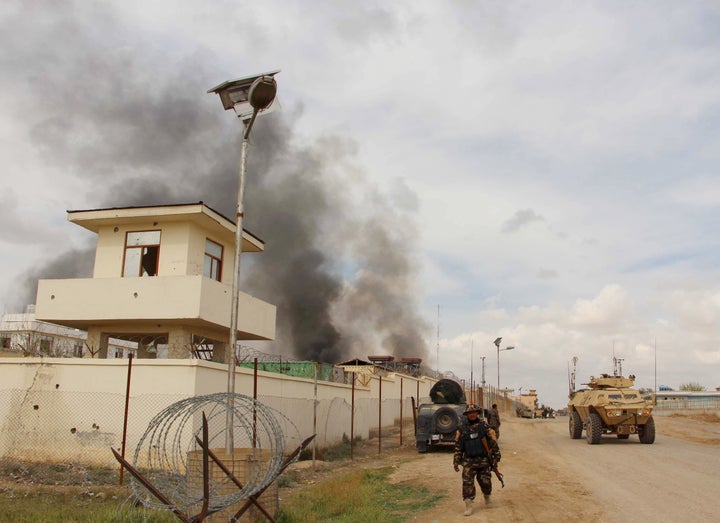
[123,231,161,277]
[203,238,223,281]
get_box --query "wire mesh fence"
[654,397,720,410]
[0,388,420,468]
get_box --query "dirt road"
[391,413,720,522]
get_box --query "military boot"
[484,494,492,507]
[463,498,473,516]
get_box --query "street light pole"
[496,345,500,392]
[208,71,279,453]
[493,336,515,396]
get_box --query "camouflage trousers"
[461,456,492,500]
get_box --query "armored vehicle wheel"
[569,411,583,439]
[434,407,460,434]
[617,434,630,439]
[586,412,602,444]
[639,415,655,444]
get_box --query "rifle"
[480,435,505,488]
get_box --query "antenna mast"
[613,356,624,376]
[569,356,578,396]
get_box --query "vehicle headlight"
[606,409,622,417]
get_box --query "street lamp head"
[207,70,280,120]
[505,346,515,351]
[493,337,502,348]
[248,76,277,110]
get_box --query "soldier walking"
[488,403,501,439]
[453,404,501,516]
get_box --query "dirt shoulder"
[653,410,720,445]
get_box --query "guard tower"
[34,203,276,361]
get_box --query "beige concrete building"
[0,307,135,358]
[515,389,540,410]
[34,203,276,361]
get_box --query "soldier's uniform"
[488,404,501,439]
[453,405,501,515]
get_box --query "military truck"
[568,373,655,444]
[415,378,467,453]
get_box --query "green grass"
[0,484,177,523]
[0,445,439,523]
[277,467,444,523]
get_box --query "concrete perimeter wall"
[0,357,435,466]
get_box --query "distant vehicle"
[568,374,655,444]
[415,378,469,453]
[517,406,533,418]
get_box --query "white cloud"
[0,1,718,404]
[569,284,636,328]
[669,289,720,327]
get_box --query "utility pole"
[436,305,440,378]
[654,338,657,406]
[480,356,486,409]
[480,356,486,388]
[470,339,474,403]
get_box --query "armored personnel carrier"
[568,374,655,444]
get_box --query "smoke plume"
[2,2,429,363]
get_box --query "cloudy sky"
[1,1,719,407]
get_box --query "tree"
[84,341,102,358]
[638,387,655,399]
[15,330,44,357]
[679,382,705,392]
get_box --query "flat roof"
[67,202,264,252]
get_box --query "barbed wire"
[130,393,300,515]
[236,345,302,363]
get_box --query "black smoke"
[2,1,429,363]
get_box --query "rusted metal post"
[231,435,316,522]
[399,377,403,447]
[113,412,218,523]
[350,373,355,460]
[411,396,417,436]
[253,357,258,448]
[312,362,318,471]
[119,353,133,485]
[198,414,210,521]
[378,374,382,454]
[195,435,276,522]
